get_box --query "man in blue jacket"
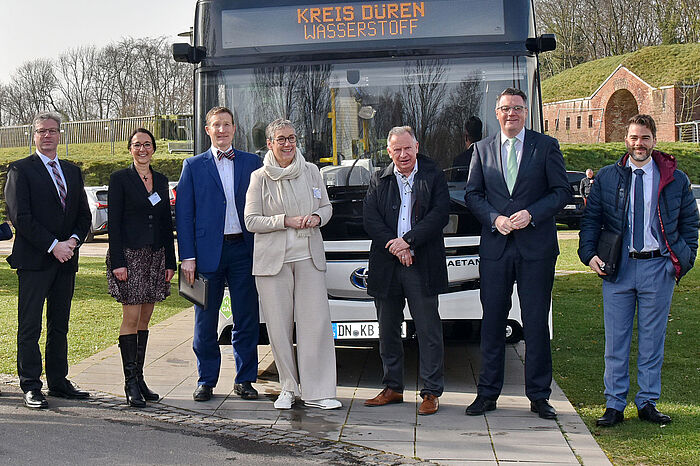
[579,114,698,427]
[176,106,262,402]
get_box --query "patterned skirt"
[106,246,171,305]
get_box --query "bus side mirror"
[172,43,206,64]
[526,34,556,54]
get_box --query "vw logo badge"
[350,267,369,290]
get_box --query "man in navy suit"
[176,106,262,402]
[465,88,571,419]
[5,112,92,409]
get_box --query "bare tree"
[0,84,9,126]
[4,59,59,124]
[401,59,448,160]
[294,65,332,163]
[56,46,99,120]
[535,0,698,77]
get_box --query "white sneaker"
[274,390,295,409]
[305,398,342,410]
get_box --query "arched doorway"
[604,89,639,141]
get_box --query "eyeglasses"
[496,105,526,114]
[35,128,60,135]
[131,143,153,150]
[273,135,297,145]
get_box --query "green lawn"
[553,238,700,465]
[0,256,191,374]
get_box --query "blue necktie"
[633,169,645,252]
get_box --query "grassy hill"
[561,142,700,183]
[542,43,700,103]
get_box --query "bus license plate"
[563,204,577,210]
[332,322,407,340]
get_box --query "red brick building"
[542,65,700,143]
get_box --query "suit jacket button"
[148,215,153,220]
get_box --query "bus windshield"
[201,55,528,183]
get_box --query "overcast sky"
[0,0,196,83]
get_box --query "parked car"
[84,186,109,242]
[556,171,586,229]
[692,184,700,214]
[169,181,178,228]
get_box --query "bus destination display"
[222,0,504,49]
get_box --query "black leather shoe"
[24,390,49,409]
[638,404,671,424]
[48,380,90,399]
[234,382,258,400]
[465,395,497,415]
[193,385,213,401]
[596,408,624,427]
[530,399,557,419]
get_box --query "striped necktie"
[506,137,518,193]
[48,160,66,210]
[217,147,235,160]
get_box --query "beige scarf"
[263,149,314,238]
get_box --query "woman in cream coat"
[244,119,340,410]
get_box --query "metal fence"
[676,121,700,143]
[0,115,193,153]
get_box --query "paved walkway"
[68,308,611,465]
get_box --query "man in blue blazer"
[465,88,571,419]
[176,106,262,402]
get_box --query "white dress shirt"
[212,145,243,235]
[394,160,418,241]
[627,158,659,252]
[499,127,525,184]
[37,151,78,252]
[38,151,68,199]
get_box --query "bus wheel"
[505,320,523,344]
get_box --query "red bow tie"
[217,148,235,160]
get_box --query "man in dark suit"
[176,106,262,402]
[4,112,92,409]
[451,116,483,182]
[363,126,449,416]
[465,88,571,419]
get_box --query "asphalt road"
[0,384,328,466]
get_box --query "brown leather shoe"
[418,394,439,415]
[364,387,403,407]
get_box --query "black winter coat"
[363,155,449,298]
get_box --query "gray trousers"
[374,264,444,397]
[255,259,337,400]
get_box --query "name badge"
[312,187,322,199]
[148,192,162,206]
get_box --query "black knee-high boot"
[136,330,159,401]
[119,334,146,408]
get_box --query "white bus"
[173,0,556,344]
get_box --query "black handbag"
[596,229,622,275]
[0,222,12,241]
